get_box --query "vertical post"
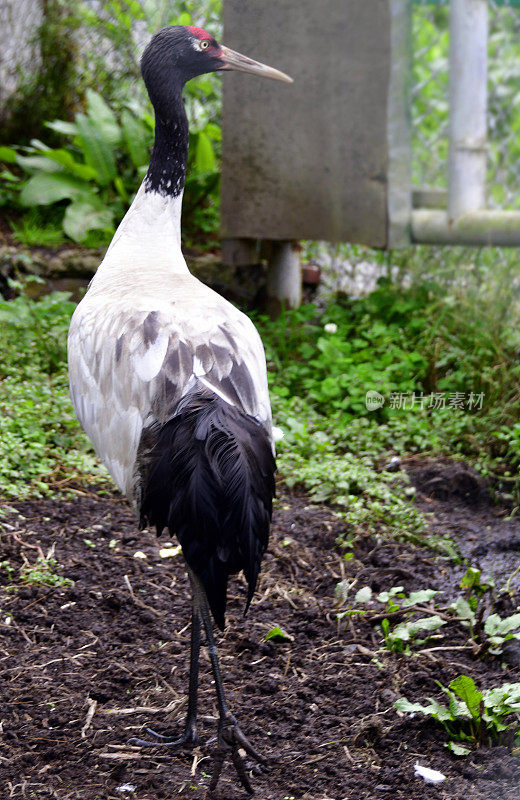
[266,241,301,316]
[449,0,488,221]
[387,0,412,247]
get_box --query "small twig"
[123,574,136,601]
[98,752,143,760]
[10,531,45,561]
[102,698,185,716]
[123,574,161,616]
[81,698,97,738]
[367,605,453,625]
[417,644,476,654]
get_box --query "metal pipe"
[449,0,488,221]
[411,209,520,247]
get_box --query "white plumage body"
[67,188,273,502]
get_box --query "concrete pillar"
[266,240,301,316]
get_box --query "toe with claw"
[129,724,198,749]
[208,713,267,795]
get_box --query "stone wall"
[0,0,42,113]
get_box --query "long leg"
[192,574,267,794]
[129,579,201,747]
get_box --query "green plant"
[4,87,221,245]
[0,560,15,582]
[447,567,493,639]
[6,91,152,242]
[0,279,76,374]
[20,553,73,588]
[264,626,293,643]
[483,612,520,655]
[273,399,426,540]
[10,210,67,247]
[336,583,446,653]
[381,614,446,654]
[396,675,520,753]
[1,0,223,247]
[446,568,520,655]
[257,274,520,488]
[0,284,109,499]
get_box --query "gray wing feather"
[68,294,272,501]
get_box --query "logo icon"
[365,390,384,411]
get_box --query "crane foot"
[129,723,198,749]
[208,712,268,795]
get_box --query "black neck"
[145,86,189,198]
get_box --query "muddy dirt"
[1,461,519,799]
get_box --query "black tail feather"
[138,391,276,629]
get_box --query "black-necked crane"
[67,25,291,794]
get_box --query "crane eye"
[200,40,210,50]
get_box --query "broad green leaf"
[0,169,18,182]
[121,109,151,168]
[377,586,404,603]
[194,130,216,172]
[485,683,520,713]
[31,148,98,181]
[484,612,520,637]
[63,200,114,242]
[16,155,63,174]
[392,616,445,641]
[395,697,452,721]
[401,589,439,607]
[449,675,483,722]
[428,698,457,722]
[264,626,293,643]
[0,146,17,163]
[450,596,475,621]
[20,173,89,206]
[447,742,470,756]
[395,698,433,714]
[85,90,121,146]
[445,691,472,720]
[45,119,78,137]
[75,113,117,186]
[29,138,51,151]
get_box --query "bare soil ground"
[1,460,520,800]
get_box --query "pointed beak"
[218,44,293,83]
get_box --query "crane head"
[141,25,293,90]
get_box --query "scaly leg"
[129,574,201,748]
[193,574,267,795]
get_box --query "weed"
[337,573,520,658]
[483,613,520,655]
[446,568,520,655]
[396,675,520,753]
[21,554,73,589]
[381,615,445,654]
[337,583,446,654]
[0,283,110,499]
[264,627,293,643]
[0,560,15,581]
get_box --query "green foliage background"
[0,0,222,246]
